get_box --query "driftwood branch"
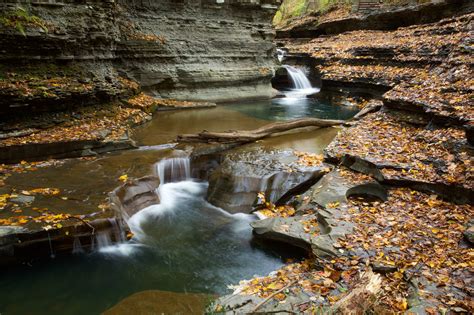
[177,118,345,144]
[67,216,96,235]
[351,100,383,121]
[331,269,382,314]
[252,280,298,313]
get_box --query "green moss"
[0,6,48,36]
[273,10,283,25]
[273,0,350,27]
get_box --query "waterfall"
[283,65,313,90]
[276,48,286,62]
[95,232,112,249]
[156,157,191,184]
[282,65,320,98]
[94,219,129,254]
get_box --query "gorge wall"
[0,0,281,116]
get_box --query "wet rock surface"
[109,176,160,220]
[206,149,332,213]
[104,290,211,315]
[0,217,126,267]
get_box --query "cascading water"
[109,157,275,277]
[284,65,313,90]
[128,156,253,243]
[276,48,287,62]
[156,157,191,184]
[282,65,320,98]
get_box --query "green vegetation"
[273,0,351,26]
[0,6,48,36]
[273,0,436,27]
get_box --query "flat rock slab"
[298,168,385,210]
[252,215,315,252]
[0,217,126,267]
[206,149,332,213]
[325,111,473,204]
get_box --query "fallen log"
[177,118,345,144]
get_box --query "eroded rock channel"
[1,1,473,314]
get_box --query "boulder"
[206,149,331,213]
[109,176,160,220]
[104,290,211,315]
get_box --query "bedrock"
[0,0,280,114]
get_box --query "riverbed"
[0,96,358,314]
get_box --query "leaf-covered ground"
[282,13,474,123]
[219,174,473,313]
[326,110,473,192]
[0,102,150,147]
[217,12,473,313]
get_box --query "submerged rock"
[104,290,211,315]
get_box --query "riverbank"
[0,92,216,163]
[212,8,473,315]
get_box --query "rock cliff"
[0,0,280,116]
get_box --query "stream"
[0,92,359,314]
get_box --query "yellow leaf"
[119,174,128,182]
[400,298,407,310]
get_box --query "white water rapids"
[101,156,257,255]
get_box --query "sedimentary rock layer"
[0,0,280,116]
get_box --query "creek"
[0,89,358,314]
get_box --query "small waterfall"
[283,65,313,90]
[276,48,286,62]
[93,219,129,254]
[72,237,84,254]
[156,157,191,184]
[282,65,320,98]
[95,232,112,249]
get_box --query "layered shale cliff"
[0,0,280,162]
[0,0,280,117]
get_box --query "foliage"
[273,0,351,26]
[228,178,473,312]
[0,6,48,36]
[273,0,438,27]
[0,101,150,148]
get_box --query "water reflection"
[227,96,359,121]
